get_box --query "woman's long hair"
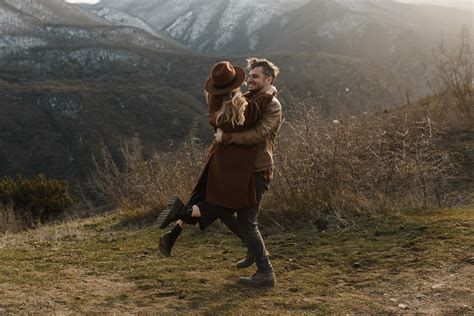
[215,90,248,127]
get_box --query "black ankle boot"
[157,196,193,229]
[159,224,182,257]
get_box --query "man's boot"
[235,250,255,269]
[238,270,276,287]
[157,196,193,229]
[159,224,182,257]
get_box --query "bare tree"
[433,26,473,126]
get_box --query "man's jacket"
[221,91,282,179]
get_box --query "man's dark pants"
[237,172,272,273]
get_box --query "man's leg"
[237,172,275,286]
[217,211,256,268]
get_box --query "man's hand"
[265,85,277,96]
[214,128,223,143]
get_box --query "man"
[215,57,282,287]
[158,57,282,287]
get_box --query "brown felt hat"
[205,61,245,95]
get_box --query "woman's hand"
[214,128,223,143]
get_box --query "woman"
[156,61,275,256]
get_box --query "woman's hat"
[205,61,245,95]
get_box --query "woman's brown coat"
[193,93,273,209]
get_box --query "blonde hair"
[215,90,248,127]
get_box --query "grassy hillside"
[0,77,209,182]
[0,48,408,183]
[0,207,472,313]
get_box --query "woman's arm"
[220,98,282,145]
[243,93,274,127]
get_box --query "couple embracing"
[156,58,282,287]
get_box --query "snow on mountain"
[0,0,188,59]
[0,36,47,57]
[91,0,310,53]
[0,5,33,34]
[91,7,165,39]
[318,14,366,39]
[4,0,108,26]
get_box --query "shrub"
[88,135,206,211]
[265,103,457,221]
[0,174,73,226]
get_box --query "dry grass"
[0,206,472,314]
[0,218,89,250]
[86,100,462,225]
[266,103,459,220]
[87,135,206,213]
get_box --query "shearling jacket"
[221,91,282,180]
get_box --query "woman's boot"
[157,196,193,229]
[159,224,182,257]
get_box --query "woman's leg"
[159,220,184,257]
[159,199,246,257]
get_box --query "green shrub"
[0,174,73,225]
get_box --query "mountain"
[0,0,207,182]
[1,0,107,29]
[87,0,473,100]
[89,0,310,55]
[1,0,465,184]
[256,0,472,62]
[89,0,473,59]
[395,0,473,10]
[88,7,186,49]
[0,0,190,57]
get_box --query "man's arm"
[221,98,282,145]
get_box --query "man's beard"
[248,83,266,94]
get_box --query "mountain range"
[86,0,472,59]
[0,0,472,183]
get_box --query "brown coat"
[193,93,273,209]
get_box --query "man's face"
[247,66,272,93]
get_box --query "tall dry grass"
[0,204,23,234]
[265,104,457,222]
[86,102,460,224]
[87,135,207,212]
